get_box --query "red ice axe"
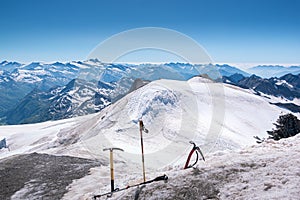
[184,141,205,169]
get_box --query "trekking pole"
[139,120,148,182]
[103,147,124,192]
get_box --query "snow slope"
[106,134,300,200]
[0,114,98,159]
[0,77,294,199]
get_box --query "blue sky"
[0,0,299,64]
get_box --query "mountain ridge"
[2,60,300,125]
[247,65,300,78]
[0,60,251,125]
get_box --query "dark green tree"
[267,113,300,140]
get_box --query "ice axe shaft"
[139,120,148,182]
[103,147,124,192]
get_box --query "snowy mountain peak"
[188,75,214,83]
[0,60,23,72]
[86,58,102,63]
[0,60,8,65]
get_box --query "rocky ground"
[0,153,101,200]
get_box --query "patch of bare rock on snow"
[0,153,101,200]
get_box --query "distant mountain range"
[223,73,300,112]
[223,73,300,99]
[0,60,249,125]
[5,79,111,124]
[1,59,300,125]
[247,65,300,78]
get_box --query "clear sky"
[0,0,299,64]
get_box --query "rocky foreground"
[0,153,101,200]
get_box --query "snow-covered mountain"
[1,76,297,199]
[5,79,112,124]
[0,60,250,125]
[0,61,22,72]
[2,76,288,158]
[0,60,248,87]
[0,61,81,122]
[2,60,299,126]
[247,65,300,78]
[223,73,300,113]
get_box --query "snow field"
[0,77,296,199]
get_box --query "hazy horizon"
[1,59,300,71]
